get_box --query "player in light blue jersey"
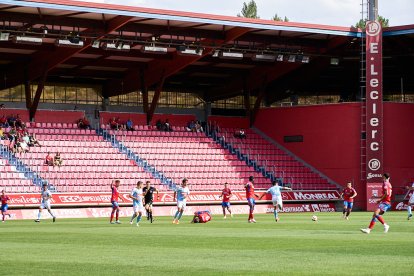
[173,178,190,224]
[259,181,292,222]
[35,184,56,223]
[129,181,145,227]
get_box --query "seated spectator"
[234,129,246,139]
[0,103,4,109]
[45,152,54,166]
[8,127,17,142]
[195,121,203,133]
[186,120,196,132]
[29,133,41,147]
[155,119,163,131]
[7,114,16,128]
[77,117,90,129]
[19,139,29,153]
[125,118,134,131]
[164,119,172,132]
[0,126,4,140]
[22,132,30,145]
[110,117,121,130]
[0,115,8,127]
[53,152,63,167]
[15,114,22,128]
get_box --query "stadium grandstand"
[0,0,413,212]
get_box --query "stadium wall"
[254,102,414,209]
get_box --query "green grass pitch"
[1,212,413,275]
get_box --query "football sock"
[346,210,351,217]
[274,209,278,218]
[408,206,412,215]
[369,218,376,229]
[110,210,115,221]
[2,214,4,221]
[37,211,41,220]
[343,209,346,215]
[115,210,119,220]
[174,211,179,219]
[177,211,183,220]
[149,212,153,220]
[130,213,137,222]
[375,215,385,224]
[48,210,55,218]
[136,215,142,223]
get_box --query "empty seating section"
[114,127,269,191]
[220,128,336,190]
[0,152,34,193]
[15,124,162,192]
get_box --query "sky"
[75,0,414,27]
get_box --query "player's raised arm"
[282,186,292,191]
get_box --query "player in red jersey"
[0,190,11,222]
[219,182,233,219]
[110,180,122,224]
[361,173,392,234]
[191,211,212,223]
[340,182,357,220]
[245,176,259,223]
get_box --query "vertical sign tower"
[365,0,383,210]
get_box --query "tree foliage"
[237,0,259,19]
[354,15,389,29]
[272,13,289,22]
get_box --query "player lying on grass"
[361,173,392,234]
[191,211,212,223]
[259,181,292,222]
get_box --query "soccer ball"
[312,215,318,221]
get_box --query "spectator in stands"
[22,132,30,146]
[77,117,91,129]
[8,127,17,142]
[0,103,4,109]
[15,114,22,128]
[29,133,42,147]
[126,118,134,131]
[186,120,196,132]
[45,152,54,166]
[0,126,4,140]
[156,119,163,131]
[234,129,246,139]
[164,119,172,131]
[53,152,63,167]
[0,115,8,127]
[7,114,16,128]
[19,139,29,153]
[109,117,121,130]
[195,120,203,133]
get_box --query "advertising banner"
[5,190,341,208]
[365,20,383,210]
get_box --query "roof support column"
[140,69,149,116]
[243,77,251,125]
[29,68,47,121]
[24,70,32,109]
[147,74,165,125]
[250,77,267,127]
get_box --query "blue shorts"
[378,202,391,213]
[111,201,119,208]
[222,202,230,208]
[1,204,8,212]
[247,198,255,206]
[344,201,353,209]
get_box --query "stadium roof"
[0,0,413,107]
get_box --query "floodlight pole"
[368,0,378,21]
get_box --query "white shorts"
[177,200,186,209]
[272,196,283,209]
[133,204,145,213]
[40,201,51,210]
[409,194,414,205]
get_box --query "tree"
[272,13,289,22]
[354,15,389,29]
[237,0,259,19]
